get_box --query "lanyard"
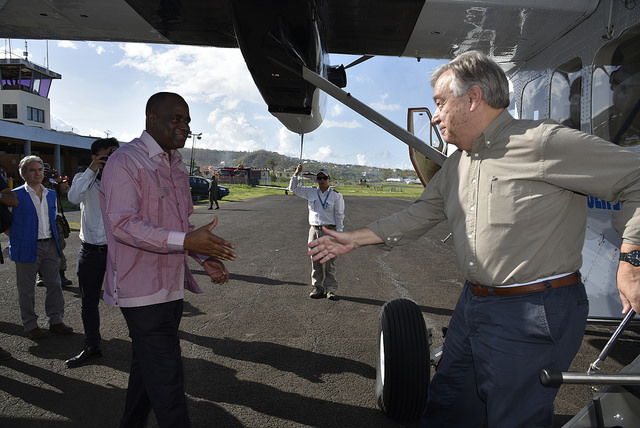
[317,188,332,209]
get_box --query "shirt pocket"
[488,178,530,225]
[147,187,171,225]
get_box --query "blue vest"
[9,185,61,263]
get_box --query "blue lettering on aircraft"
[587,196,621,210]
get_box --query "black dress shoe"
[65,346,102,368]
[60,271,73,286]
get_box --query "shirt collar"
[140,130,166,159]
[25,183,47,196]
[471,109,514,152]
[139,130,185,164]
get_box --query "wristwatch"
[619,250,640,267]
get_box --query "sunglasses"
[317,176,328,180]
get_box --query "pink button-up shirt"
[100,131,203,307]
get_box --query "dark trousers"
[421,280,589,428]
[120,300,190,428]
[76,242,107,347]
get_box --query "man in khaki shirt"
[308,51,640,427]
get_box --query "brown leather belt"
[469,273,580,297]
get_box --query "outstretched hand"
[203,257,230,284]
[307,227,357,263]
[184,217,236,261]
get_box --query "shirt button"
[471,178,477,184]
[467,234,472,239]
[470,206,475,211]
[474,153,479,158]
[469,261,474,266]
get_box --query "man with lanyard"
[308,51,640,427]
[289,164,345,300]
[0,172,18,359]
[65,137,119,368]
[9,156,73,340]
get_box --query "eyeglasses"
[317,177,328,180]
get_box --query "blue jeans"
[76,242,107,347]
[421,279,589,428]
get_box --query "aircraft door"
[583,29,640,320]
[406,107,448,186]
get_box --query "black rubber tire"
[375,298,429,421]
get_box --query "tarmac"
[0,194,638,427]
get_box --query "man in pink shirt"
[101,92,235,428]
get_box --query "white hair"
[18,155,44,179]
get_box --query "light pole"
[189,132,202,175]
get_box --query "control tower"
[0,57,61,129]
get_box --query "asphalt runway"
[0,194,638,427]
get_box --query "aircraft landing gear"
[375,298,430,421]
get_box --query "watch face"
[622,250,640,267]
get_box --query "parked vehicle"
[189,176,229,201]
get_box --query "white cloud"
[369,93,401,111]
[323,120,362,129]
[119,43,152,59]
[253,114,272,121]
[312,145,333,161]
[88,43,106,55]
[202,109,263,152]
[57,41,78,49]
[116,44,261,108]
[330,104,344,118]
[277,127,300,157]
[356,154,367,165]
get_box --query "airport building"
[0,55,94,186]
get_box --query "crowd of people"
[0,51,639,428]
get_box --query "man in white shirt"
[65,138,119,368]
[289,165,345,300]
[9,156,73,340]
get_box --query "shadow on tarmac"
[0,323,385,427]
[337,296,454,317]
[190,269,307,287]
[180,331,375,384]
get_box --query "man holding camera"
[65,138,119,368]
[38,165,72,287]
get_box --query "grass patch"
[192,182,424,205]
[334,184,424,198]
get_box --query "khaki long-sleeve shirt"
[368,110,640,286]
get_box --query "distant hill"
[178,148,418,182]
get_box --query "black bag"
[55,193,71,239]
[0,203,11,234]
[56,214,71,239]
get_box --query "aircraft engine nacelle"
[231,0,344,134]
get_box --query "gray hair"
[431,51,510,109]
[19,155,44,179]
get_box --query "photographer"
[65,137,119,368]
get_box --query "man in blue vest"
[9,155,73,340]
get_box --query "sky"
[8,39,446,170]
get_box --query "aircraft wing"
[0,0,599,64]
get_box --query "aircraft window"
[521,75,547,120]
[550,59,582,130]
[592,34,640,146]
